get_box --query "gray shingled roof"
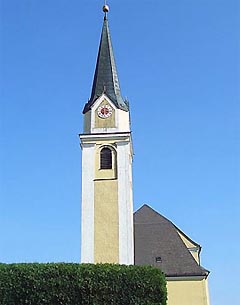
[134,204,209,277]
[83,17,128,114]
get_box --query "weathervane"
[103,0,109,18]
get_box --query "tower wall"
[117,141,134,264]
[81,143,95,263]
[80,133,133,265]
[94,179,119,263]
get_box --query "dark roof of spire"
[83,17,128,114]
[134,204,209,277]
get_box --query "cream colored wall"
[94,99,116,128]
[94,140,119,263]
[83,111,91,133]
[167,278,210,305]
[94,180,119,263]
[94,144,117,180]
[177,231,200,264]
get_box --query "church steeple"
[80,4,134,265]
[83,8,128,114]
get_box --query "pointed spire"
[83,8,128,114]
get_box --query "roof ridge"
[135,204,173,224]
[135,204,201,248]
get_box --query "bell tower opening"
[100,147,112,169]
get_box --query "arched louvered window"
[100,147,112,169]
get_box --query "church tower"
[79,5,134,265]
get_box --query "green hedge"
[0,263,167,305]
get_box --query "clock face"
[97,105,113,119]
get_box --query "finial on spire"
[103,0,109,18]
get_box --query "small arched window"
[100,147,112,169]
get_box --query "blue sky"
[1,1,239,304]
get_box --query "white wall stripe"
[117,141,134,265]
[80,142,95,263]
